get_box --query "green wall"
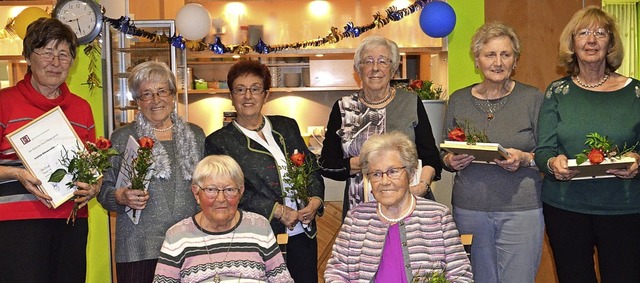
[68,47,111,283]
[448,0,485,92]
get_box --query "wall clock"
[53,0,103,45]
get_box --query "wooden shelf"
[0,1,52,6]
[180,86,359,95]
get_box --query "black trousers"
[543,203,640,283]
[284,233,318,283]
[0,218,88,283]
[116,259,158,283]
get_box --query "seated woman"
[324,132,473,282]
[153,155,293,283]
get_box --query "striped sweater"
[154,210,293,283]
[324,198,473,282]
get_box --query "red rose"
[448,127,466,142]
[139,136,154,149]
[587,148,605,165]
[409,80,424,91]
[290,151,305,167]
[95,137,112,150]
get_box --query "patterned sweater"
[324,198,473,283]
[154,210,293,283]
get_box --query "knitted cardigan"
[325,198,473,283]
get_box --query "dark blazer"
[205,115,324,238]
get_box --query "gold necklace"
[198,212,237,283]
[361,88,394,106]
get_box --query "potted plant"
[398,79,448,147]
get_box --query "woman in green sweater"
[535,7,640,282]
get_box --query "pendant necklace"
[198,213,236,283]
[378,196,415,223]
[473,84,511,122]
[153,124,174,132]
[574,73,609,88]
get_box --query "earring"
[513,65,517,70]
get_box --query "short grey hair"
[470,22,521,60]
[192,155,245,189]
[353,35,400,75]
[359,132,418,177]
[127,61,177,100]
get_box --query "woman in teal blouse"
[535,7,640,282]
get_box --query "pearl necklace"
[152,124,174,132]
[361,88,394,106]
[378,195,415,223]
[198,213,237,283]
[574,73,609,88]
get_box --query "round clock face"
[54,0,103,44]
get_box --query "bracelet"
[443,153,452,168]
[546,157,555,174]
[420,180,432,194]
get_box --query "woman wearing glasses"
[205,60,324,283]
[0,18,99,282]
[98,61,205,283]
[320,35,442,219]
[325,132,472,282]
[535,7,640,282]
[154,155,293,282]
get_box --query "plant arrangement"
[447,120,489,144]
[575,132,637,165]
[123,136,155,218]
[400,79,446,100]
[282,149,317,204]
[49,137,118,225]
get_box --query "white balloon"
[176,3,212,40]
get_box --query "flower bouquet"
[49,137,119,225]
[282,149,318,231]
[120,136,154,222]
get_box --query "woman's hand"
[495,148,532,172]
[73,178,102,209]
[445,153,474,171]
[409,166,435,197]
[607,152,640,179]
[548,155,579,180]
[115,187,149,210]
[279,204,299,230]
[298,198,322,225]
[13,167,51,208]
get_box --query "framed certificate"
[6,106,84,208]
[440,141,509,163]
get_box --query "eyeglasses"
[138,89,173,101]
[359,57,392,69]
[33,50,72,64]
[366,166,406,183]
[574,28,610,39]
[232,85,265,96]
[196,184,241,199]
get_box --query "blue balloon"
[419,1,456,38]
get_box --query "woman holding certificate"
[0,18,99,282]
[535,7,640,282]
[97,61,205,283]
[442,22,544,282]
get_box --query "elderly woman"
[325,132,472,282]
[320,35,442,219]
[205,60,324,283]
[0,18,99,282]
[442,22,544,282]
[153,155,293,283]
[534,7,640,282]
[98,61,205,283]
